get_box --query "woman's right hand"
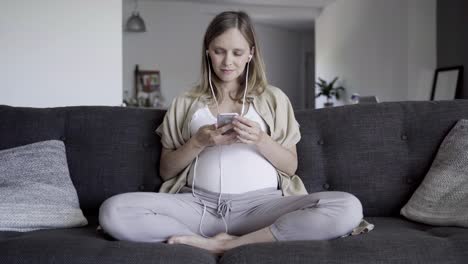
[191,124,238,149]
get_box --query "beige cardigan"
[155,85,308,196]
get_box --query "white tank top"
[187,104,278,194]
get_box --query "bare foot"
[213,232,238,241]
[167,234,227,255]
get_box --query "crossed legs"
[99,190,362,255]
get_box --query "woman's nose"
[222,54,234,66]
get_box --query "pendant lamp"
[125,0,146,32]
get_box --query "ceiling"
[147,0,336,30]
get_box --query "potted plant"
[315,77,345,107]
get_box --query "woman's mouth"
[221,69,234,74]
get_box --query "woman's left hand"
[232,116,267,146]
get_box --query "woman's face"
[207,28,252,85]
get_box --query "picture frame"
[134,64,165,108]
[431,66,464,100]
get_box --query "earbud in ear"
[248,54,253,62]
[205,50,209,56]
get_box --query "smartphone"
[217,113,238,134]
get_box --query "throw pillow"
[401,119,468,227]
[0,140,88,231]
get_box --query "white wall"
[254,23,302,109]
[315,0,436,108]
[407,0,437,100]
[123,0,209,108]
[0,0,122,107]
[123,0,312,109]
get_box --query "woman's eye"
[214,49,223,54]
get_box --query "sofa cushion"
[401,119,468,227]
[63,106,165,216]
[0,105,66,151]
[294,100,468,216]
[219,217,468,264]
[0,140,87,231]
[0,221,217,264]
[4,101,468,218]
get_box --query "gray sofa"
[1,100,468,263]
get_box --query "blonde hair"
[188,11,268,103]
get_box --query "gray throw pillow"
[401,119,468,227]
[0,140,88,231]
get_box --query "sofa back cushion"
[295,100,468,216]
[0,106,165,216]
[2,100,468,217]
[63,107,165,215]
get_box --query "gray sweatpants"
[98,186,363,243]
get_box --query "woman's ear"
[205,50,211,63]
[248,47,255,62]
